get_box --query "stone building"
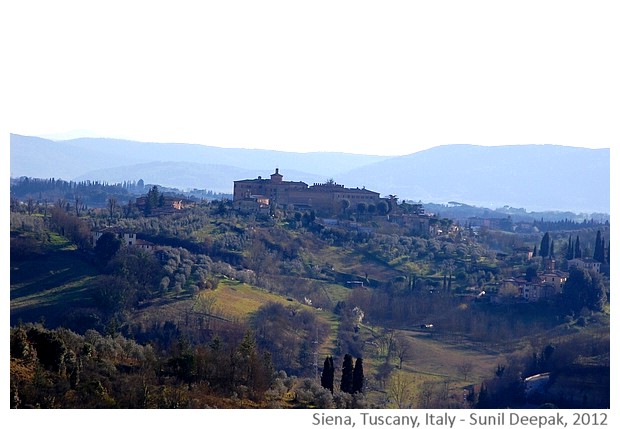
[233,168,383,215]
[91,227,137,247]
[500,258,567,302]
[567,257,602,274]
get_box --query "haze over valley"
[10,134,610,214]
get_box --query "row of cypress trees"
[320,354,364,394]
[536,230,609,264]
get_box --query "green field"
[197,279,303,320]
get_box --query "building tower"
[270,168,283,183]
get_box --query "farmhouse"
[500,258,567,302]
[91,227,154,251]
[233,168,383,215]
[567,257,601,274]
[91,227,137,247]
[135,195,197,215]
[234,194,271,215]
[389,212,431,235]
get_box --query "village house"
[514,246,534,261]
[233,194,271,215]
[135,195,197,216]
[389,212,431,235]
[91,227,137,247]
[539,258,567,289]
[133,239,155,252]
[567,257,601,274]
[500,277,559,302]
[91,227,155,251]
[500,258,567,302]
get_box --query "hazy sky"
[3,1,618,156]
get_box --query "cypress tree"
[340,354,354,394]
[550,240,555,258]
[575,236,582,258]
[566,235,573,260]
[593,230,605,263]
[352,358,364,394]
[540,232,550,258]
[593,230,601,261]
[477,382,489,408]
[321,356,335,393]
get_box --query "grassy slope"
[398,331,501,382]
[129,279,342,356]
[197,280,341,356]
[10,233,99,327]
[197,279,300,320]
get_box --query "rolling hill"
[10,134,389,181]
[10,134,609,213]
[335,144,610,213]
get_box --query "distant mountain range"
[10,134,609,214]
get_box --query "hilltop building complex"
[233,169,383,215]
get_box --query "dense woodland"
[10,180,610,409]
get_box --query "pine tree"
[321,356,335,393]
[352,358,364,394]
[340,354,354,394]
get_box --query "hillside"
[9,195,610,408]
[9,135,139,179]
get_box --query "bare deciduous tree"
[394,333,411,369]
[388,370,416,408]
[457,362,474,381]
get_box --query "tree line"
[535,230,610,264]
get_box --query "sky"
[3,1,618,156]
